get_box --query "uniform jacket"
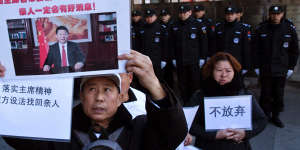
[196,17,216,57]
[170,17,208,65]
[137,20,165,67]
[131,20,145,51]
[43,41,85,73]
[187,75,267,150]
[5,84,188,150]
[254,19,299,77]
[215,20,252,69]
[160,18,175,62]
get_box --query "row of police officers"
[131,4,299,128]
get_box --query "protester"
[184,52,267,150]
[4,50,188,150]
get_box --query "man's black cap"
[179,5,191,13]
[225,6,238,14]
[194,5,205,12]
[144,8,156,17]
[132,10,142,17]
[269,5,283,14]
[160,9,170,16]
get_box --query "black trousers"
[177,64,201,105]
[259,76,286,115]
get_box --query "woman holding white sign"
[184,52,267,150]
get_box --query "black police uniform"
[137,10,165,79]
[131,10,145,51]
[159,9,176,88]
[170,6,208,105]
[255,18,299,118]
[194,5,216,57]
[214,19,252,70]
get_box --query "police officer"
[159,8,176,88]
[170,4,208,105]
[194,5,216,59]
[131,10,145,51]
[137,8,164,79]
[255,5,299,128]
[214,6,252,74]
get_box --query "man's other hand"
[0,63,6,77]
[74,62,84,71]
[43,65,51,72]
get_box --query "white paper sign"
[0,78,74,141]
[0,0,130,79]
[204,95,252,131]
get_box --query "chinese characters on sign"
[204,95,252,131]
[1,84,59,108]
[209,105,246,118]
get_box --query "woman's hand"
[184,133,193,146]
[226,129,246,143]
[215,129,234,140]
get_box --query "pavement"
[1,77,300,150]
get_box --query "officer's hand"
[0,63,6,77]
[161,61,167,69]
[199,59,205,68]
[118,50,166,100]
[172,59,176,67]
[255,68,260,76]
[74,62,84,71]
[242,69,248,75]
[287,70,294,79]
[43,65,51,72]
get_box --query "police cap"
[194,5,205,12]
[160,9,170,16]
[225,6,238,14]
[132,10,142,17]
[269,5,283,14]
[144,8,156,17]
[179,5,191,13]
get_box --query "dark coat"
[254,19,299,77]
[214,20,252,69]
[5,85,188,150]
[160,18,175,62]
[170,17,208,65]
[131,20,145,51]
[44,41,85,73]
[195,17,216,57]
[187,75,267,150]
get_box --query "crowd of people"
[0,3,299,150]
[131,4,299,129]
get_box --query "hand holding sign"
[226,129,246,143]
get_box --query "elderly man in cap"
[214,6,252,75]
[193,5,215,58]
[255,5,299,128]
[131,10,145,51]
[170,4,208,105]
[136,8,166,80]
[4,50,188,150]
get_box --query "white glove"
[199,59,205,68]
[172,59,176,67]
[161,61,167,69]
[287,70,294,79]
[242,69,248,75]
[255,68,260,76]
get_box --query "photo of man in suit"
[43,26,86,74]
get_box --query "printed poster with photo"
[0,0,130,79]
